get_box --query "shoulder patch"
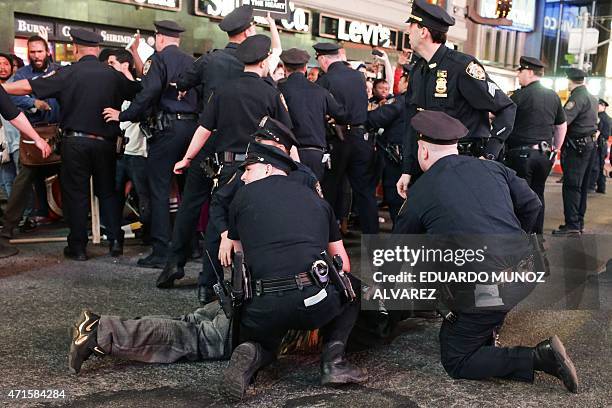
[466,61,486,81]
[143,59,152,76]
[565,101,575,110]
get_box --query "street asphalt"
[0,178,610,408]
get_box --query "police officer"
[171,35,292,299]
[103,20,199,267]
[553,68,598,235]
[156,6,257,289]
[505,56,567,234]
[366,91,406,225]
[277,47,347,180]
[314,42,379,234]
[220,142,365,401]
[4,28,140,260]
[588,98,610,193]
[394,110,578,393]
[396,0,516,198]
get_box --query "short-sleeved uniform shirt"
[200,72,293,153]
[0,87,20,121]
[30,55,140,140]
[507,81,566,147]
[316,61,368,126]
[563,85,598,138]
[228,175,340,280]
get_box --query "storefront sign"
[242,0,289,19]
[318,14,399,48]
[105,0,181,11]
[14,16,55,38]
[195,0,310,33]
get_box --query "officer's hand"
[35,138,52,158]
[173,159,191,174]
[103,108,120,122]
[219,232,233,267]
[34,99,51,111]
[396,174,411,199]
[177,90,187,101]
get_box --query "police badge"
[142,59,152,76]
[435,70,448,97]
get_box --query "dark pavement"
[0,178,611,407]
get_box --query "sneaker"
[68,310,106,374]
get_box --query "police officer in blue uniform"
[505,56,567,234]
[220,142,365,401]
[156,6,257,289]
[588,98,610,193]
[104,20,200,267]
[396,0,516,198]
[394,110,578,393]
[5,28,140,260]
[314,42,379,234]
[171,35,292,299]
[277,47,347,180]
[553,68,598,235]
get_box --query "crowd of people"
[2,0,608,401]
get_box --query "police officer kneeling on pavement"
[394,110,579,393]
[220,142,366,401]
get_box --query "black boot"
[156,263,185,288]
[320,341,367,385]
[198,285,217,305]
[533,335,578,393]
[137,252,167,269]
[219,342,272,402]
[64,246,88,261]
[68,310,106,374]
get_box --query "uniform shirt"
[0,87,20,121]
[177,42,244,110]
[30,55,140,140]
[228,175,340,280]
[395,155,541,235]
[10,62,61,124]
[209,162,319,234]
[564,85,598,138]
[402,45,516,175]
[507,81,566,147]
[199,71,292,153]
[597,111,610,145]
[316,61,368,126]
[120,45,198,123]
[366,93,406,145]
[278,72,347,148]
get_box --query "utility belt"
[141,111,198,137]
[376,140,403,166]
[64,130,111,143]
[508,140,551,153]
[457,138,487,157]
[566,133,596,155]
[298,145,326,153]
[201,151,247,182]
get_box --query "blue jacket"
[10,61,61,124]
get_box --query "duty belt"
[164,112,198,121]
[298,145,325,152]
[570,133,597,144]
[508,141,551,152]
[221,152,247,164]
[64,131,110,143]
[254,272,314,296]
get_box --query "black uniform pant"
[380,153,404,225]
[169,149,214,267]
[199,164,240,288]
[588,143,607,192]
[60,137,119,250]
[439,311,534,382]
[322,131,379,234]
[561,141,596,230]
[239,284,360,354]
[116,155,150,238]
[504,147,553,234]
[298,148,325,180]
[147,119,198,257]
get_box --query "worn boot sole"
[219,343,260,402]
[68,325,83,374]
[550,335,579,393]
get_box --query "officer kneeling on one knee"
[219,142,366,401]
[394,110,578,393]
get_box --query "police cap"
[154,20,185,38]
[70,28,103,46]
[518,56,545,71]
[406,0,455,33]
[313,42,341,57]
[253,116,299,149]
[236,34,271,65]
[599,98,609,107]
[219,5,254,36]
[411,110,468,145]
[280,48,310,66]
[566,68,586,81]
[240,142,298,173]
